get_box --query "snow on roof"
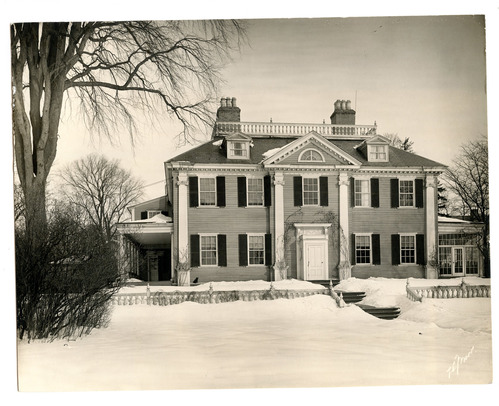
[438,216,472,224]
[261,146,284,159]
[212,139,223,146]
[124,213,172,224]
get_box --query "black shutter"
[351,234,356,265]
[218,234,227,267]
[372,234,381,265]
[161,210,168,216]
[189,176,198,207]
[293,176,303,207]
[238,234,248,266]
[265,234,272,266]
[391,234,400,265]
[390,179,399,208]
[416,234,426,265]
[237,177,247,207]
[320,176,329,207]
[141,211,147,220]
[351,177,356,207]
[216,176,226,207]
[190,234,200,267]
[415,179,424,208]
[371,178,379,208]
[264,175,272,207]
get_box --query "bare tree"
[444,136,489,276]
[11,21,246,234]
[383,133,414,152]
[60,154,143,242]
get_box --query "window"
[354,179,370,207]
[368,145,388,162]
[400,235,416,264]
[200,235,217,266]
[248,235,265,265]
[303,177,319,205]
[355,235,371,264]
[228,141,249,159]
[299,149,324,162]
[147,210,161,218]
[247,178,264,206]
[199,178,216,206]
[399,180,414,207]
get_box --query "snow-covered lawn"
[17,278,492,392]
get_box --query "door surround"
[295,223,331,280]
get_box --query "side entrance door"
[304,241,328,280]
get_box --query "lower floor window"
[355,235,371,264]
[439,246,479,275]
[400,235,415,264]
[201,235,217,265]
[248,235,265,265]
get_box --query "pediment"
[224,132,252,141]
[365,134,390,145]
[262,131,361,166]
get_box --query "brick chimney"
[330,99,356,125]
[216,97,241,122]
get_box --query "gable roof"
[166,136,445,168]
[262,131,361,166]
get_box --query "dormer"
[223,132,252,160]
[360,135,390,163]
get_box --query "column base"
[425,265,439,279]
[338,261,352,280]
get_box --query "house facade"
[117,98,484,284]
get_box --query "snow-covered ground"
[17,277,492,394]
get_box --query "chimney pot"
[346,100,352,110]
[341,100,347,110]
[334,100,342,110]
[232,97,237,107]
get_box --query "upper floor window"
[147,210,161,218]
[299,148,324,162]
[247,178,264,206]
[399,180,414,207]
[199,178,216,206]
[303,177,319,205]
[368,145,388,162]
[354,179,370,207]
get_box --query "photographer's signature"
[447,346,474,378]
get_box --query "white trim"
[227,140,250,160]
[298,148,325,163]
[367,144,389,162]
[399,233,417,265]
[398,179,416,208]
[354,233,373,266]
[302,176,320,206]
[246,176,265,207]
[199,233,218,267]
[247,233,266,266]
[198,176,217,207]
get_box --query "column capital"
[426,175,437,189]
[338,172,350,187]
[177,173,189,186]
[273,172,285,186]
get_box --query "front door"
[453,247,464,275]
[305,242,327,280]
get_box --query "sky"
[39,13,489,201]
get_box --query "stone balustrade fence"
[406,280,491,302]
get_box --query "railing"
[213,121,377,137]
[112,283,341,306]
[406,279,491,302]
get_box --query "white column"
[176,173,189,265]
[273,173,286,280]
[338,173,351,280]
[425,175,438,279]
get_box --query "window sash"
[199,178,216,206]
[301,149,323,162]
[354,179,370,207]
[369,145,387,161]
[147,210,161,218]
[200,235,217,266]
[247,178,264,206]
[248,235,265,265]
[230,142,247,157]
[355,235,371,264]
[303,178,319,205]
[400,235,416,264]
[399,180,414,207]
